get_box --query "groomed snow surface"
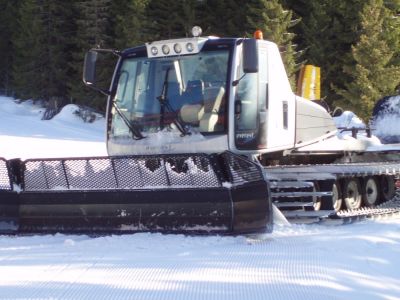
[1,96,400,299]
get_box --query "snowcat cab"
[84,30,335,158]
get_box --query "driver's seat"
[185,80,204,104]
[199,86,225,132]
[179,86,225,132]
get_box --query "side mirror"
[243,39,259,73]
[83,50,98,86]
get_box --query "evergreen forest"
[0,0,399,120]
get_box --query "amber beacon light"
[254,30,263,40]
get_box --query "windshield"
[110,50,229,138]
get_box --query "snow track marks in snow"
[1,221,400,300]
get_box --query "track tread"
[265,161,400,225]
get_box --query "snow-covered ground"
[1,96,400,300]
[0,97,107,160]
[1,222,400,300]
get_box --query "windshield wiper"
[112,101,145,140]
[157,67,190,136]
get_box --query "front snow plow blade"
[1,152,272,234]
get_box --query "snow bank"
[0,96,44,118]
[51,104,83,123]
[49,104,105,136]
[0,96,106,159]
[52,104,103,125]
[372,95,400,143]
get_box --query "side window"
[235,63,258,131]
[259,47,268,111]
[115,60,138,110]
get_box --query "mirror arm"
[83,83,111,96]
[83,48,120,95]
[232,73,247,87]
[90,48,122,57]
[95,86,111,96]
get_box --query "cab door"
[234,42,267,150]
[264,42,295,151]
[233,40,295,152]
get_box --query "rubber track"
[264,160,400,225]
[323,191,400,225]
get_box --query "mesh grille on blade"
[23,154,222,191]
[0,159,11,190]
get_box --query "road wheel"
[343,178,362,210]
[312,181,321,211]
[362,176,380,207]
[380,175,395,203]
[320,180,342,211]
[332,181,343,212]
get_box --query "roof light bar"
[146,38,203,58]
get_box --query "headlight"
[173,43,182,54]
[151,46,158,55]
[191,26,202,37]
[162,45,170,55]
[186,43,194,52]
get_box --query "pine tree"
[0,1,20,96]
[177,0,202,37]
[284,0,365,106]
[69,0,114,110]
[147,0,183,40]
[111,0,149,49]
[146,0,205,40]
[336,0,400,120]
[383,0,400,68]
[39,1,75,103]
[12,0,45,100]
[244,0,300,88]
[12,0,74,104]
[201,0,245,37]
